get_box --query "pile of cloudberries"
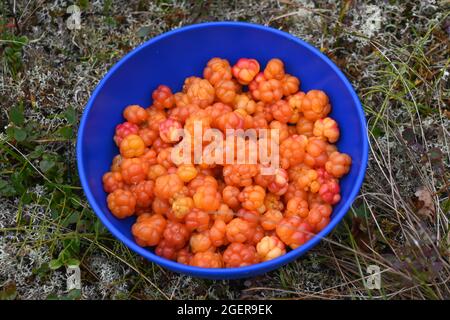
[103,57,352,268]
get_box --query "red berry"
[223,243,259,267]
[132,213,166,246]
[123,105,148,125]
[232,58,260,85]
[107,189,136,218]
[152,85,175,109]
[114,122,139,146]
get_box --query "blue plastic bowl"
[77,22,368,279]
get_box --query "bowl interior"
[77,22,367,279]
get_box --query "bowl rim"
[77,21,368,279]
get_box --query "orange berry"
[313,117,339,143]
[213,203,234,223]
[186,79,215,108]
[102,171,124,193]
[147,164,167,180]
[138,127,158,147]
[111,154,123,172]
[168,103,201,124]
[299,90,331,121]
[152,85,175,109]
[188,174,218,196]
[123,105,148,125]
[120,158,149,184]
[280,134,308,169]
[271,100,293,124]
[114,122,139,146]
[238,185,266,211]
[152,197,170,215]
[132,213,166,246]
[185,208,210,232]
[120,134,145,158]
[264,58,285,80]
[281,74,300,96]
[296,117,314,137]
[267,168,289,196]
[209,219,227,247]
[276,216,313,249]
[107,189,136,218]
[159,118,182,143]
[146,108,167,132]
[295,167,320,193]
[226,218,254,243]
[223,164,259,187]
[176,164,198,182]
[190,231,213,253]
[155,239,177,260]
[203,57,232,86]
[306,203,332,232]
[130,180,155,209]
[232,58,260,85]
[223,243,259,267]
[222,186,241,210]
[252,79,283,104]
[156,147,174,169]
[325,151,352,178]
[256,235,286,261]
[234,93,257,114]
[264,193,284,212]
[304,137,328,168]
[215,79,239,104]
[286,197,309,218]
[154,174,184,200]
[171,196,194,220]
[269,120,289,142]
[177,247,193,265]
[261,209,283,231]
[191,251,223,268]
[193,185,221,212]
[174,92,191,108]
[163,221,190,249]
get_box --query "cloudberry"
[146,108,167,132]
[121,158,149,184]
[155,239,177,260]
[325,151,351,178]
[152,137,171,153]
[215,79,238,104]
[174,92,191,108]
[213,203,234,223]
[286,197,309,218]
[256,236,286,261]
[163,221,190,249]
[168,104,200,124]
[264,58,285,80]
[152,85,174,109]
[188,174,218,196]
[190,231,212,253]
[280,134,308,169]
[269,120,289,142]
[250,225,265,245]
[236,208,261,226]
[114,122,139,146]
[304,137,328,168]
[154,173,184,200]
[132,213,166,246]
[254,169,273,188]
[234,93,257,114]
[287,92,305,124]
[264,193,284,211]
[296,167,321,193]
[214,111,245,132]
[223,243,259,267]
[313,117,339,143]
[186,79,215,108]
[111,154,123,172]
[261,209,283,231]
[193,185,222,212]
[103,171,124,193]
[223,164,259,187]
[138,127,158,147]
[123,105,148,125]
[276,216,313,249]
[300,90,331,121]
[183,76,202,92]
[222,186,241,210]
[107,189,136,218]
[191,251,223,268]
[271,100,293,124]
[120,134,145,158]
[171,196,194,220]
[254,99,273,122]
[296,117,314,137]
[209,219,227,247]
[130,180,154,209]
[232,58,260,85]
[184,109,212,136]
[176,164,197,182]
[238,185,266,211]
[318,180,341,204]
[139,149,157,166]
[226,218,254,243]
[252,79,283,104]
[156,147,174,169]
[205,102,233,125]
[177,247,193,265]
[185,208,210,232]
[306,203,332,232]
[147,164,167,180]
[281,74,300,96]
[284,183,308,203]
[267,168,289,196]
[152,197,170,215]
[159,118,182,143]
[203,57,232,86]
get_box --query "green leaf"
[64,107,77,125]
[13,127,27,141]
[49,259,63,270]
[39,159,55,173]
[9,104,24,126]
[66,258,80,267]
[57,126,73,139]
